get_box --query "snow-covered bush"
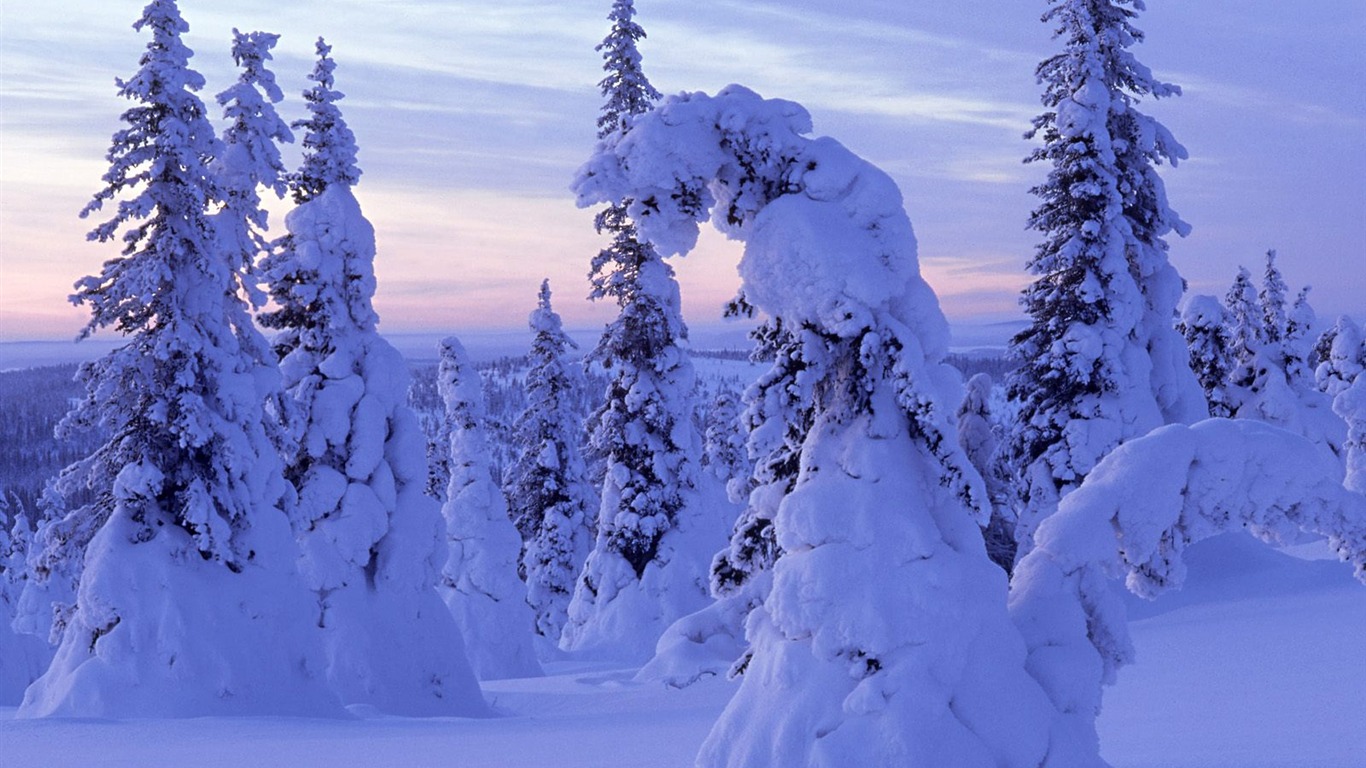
[439,337,542,679]
[575,83,1064,767]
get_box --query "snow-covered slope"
[2,537,1361,766]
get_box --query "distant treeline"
[0,349,1013,521]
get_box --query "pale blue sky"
[1,0,1362,343]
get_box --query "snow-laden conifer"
[563,0,718,660]
[1223,267,1264,399]
[1335,370,1366,495]
[957,373,1015,571]
[1000,0,1204,558]
[1177,294,1234,417]
[0,495,49,703]
[502,281,594,640]
[1260,249,1290,346]
[1221,264,1343,460]
[639,319,813,686]
[214,29,291,286]
[19,1,340,718]
[258,40,484,715]
[289,38,359,204]
[438,337,543,678]
[701,389,749,496]
[575,84,1065,767]
[1316,316,1365,397]
[1285,286,1316,382]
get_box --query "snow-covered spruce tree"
[19,1,341,718]
[0,495,49,704]
[1258,250,1316,384]
[1177,294,1234,417]
[1221,264,1344,459]
[1285,285,1316,382]
[562,0,719,660]
[1260,249,1290,347]
[1335,368,1366,495]
[213,28,295,452]
[501,281,594,641]
[437,337,542,679]
[639,318,816,686]
[708,318,809,605]
[701,389,750,497]
[957,373,1016,572]
[1317,315,1365,397]
[213,29,291,295]
[12,484,78,649]
[576,84,1067,767]
[1223,266,1264,401]
[1000,0,1204,560]
[258,39,485,715]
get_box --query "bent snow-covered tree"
[438,337,542,679]
[563,0,717,660]
[1001,0,1204,561]
[575,84,1069,767]
[502,281,594,641]
[19,1,341,718]
[1010,418,1366,758]
[259,39,484,715]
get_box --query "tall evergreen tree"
[19,0,340,718]
[258,39,485,715]
[1260,249,1290,346]
[501,281,595,641]
[563,0,714,660]
[438,337,543,679]
[1000,0,1203,558]
[1223,266,1265,401]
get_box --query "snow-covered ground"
[4,532,1360,767]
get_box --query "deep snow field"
[3,532,1361,768]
